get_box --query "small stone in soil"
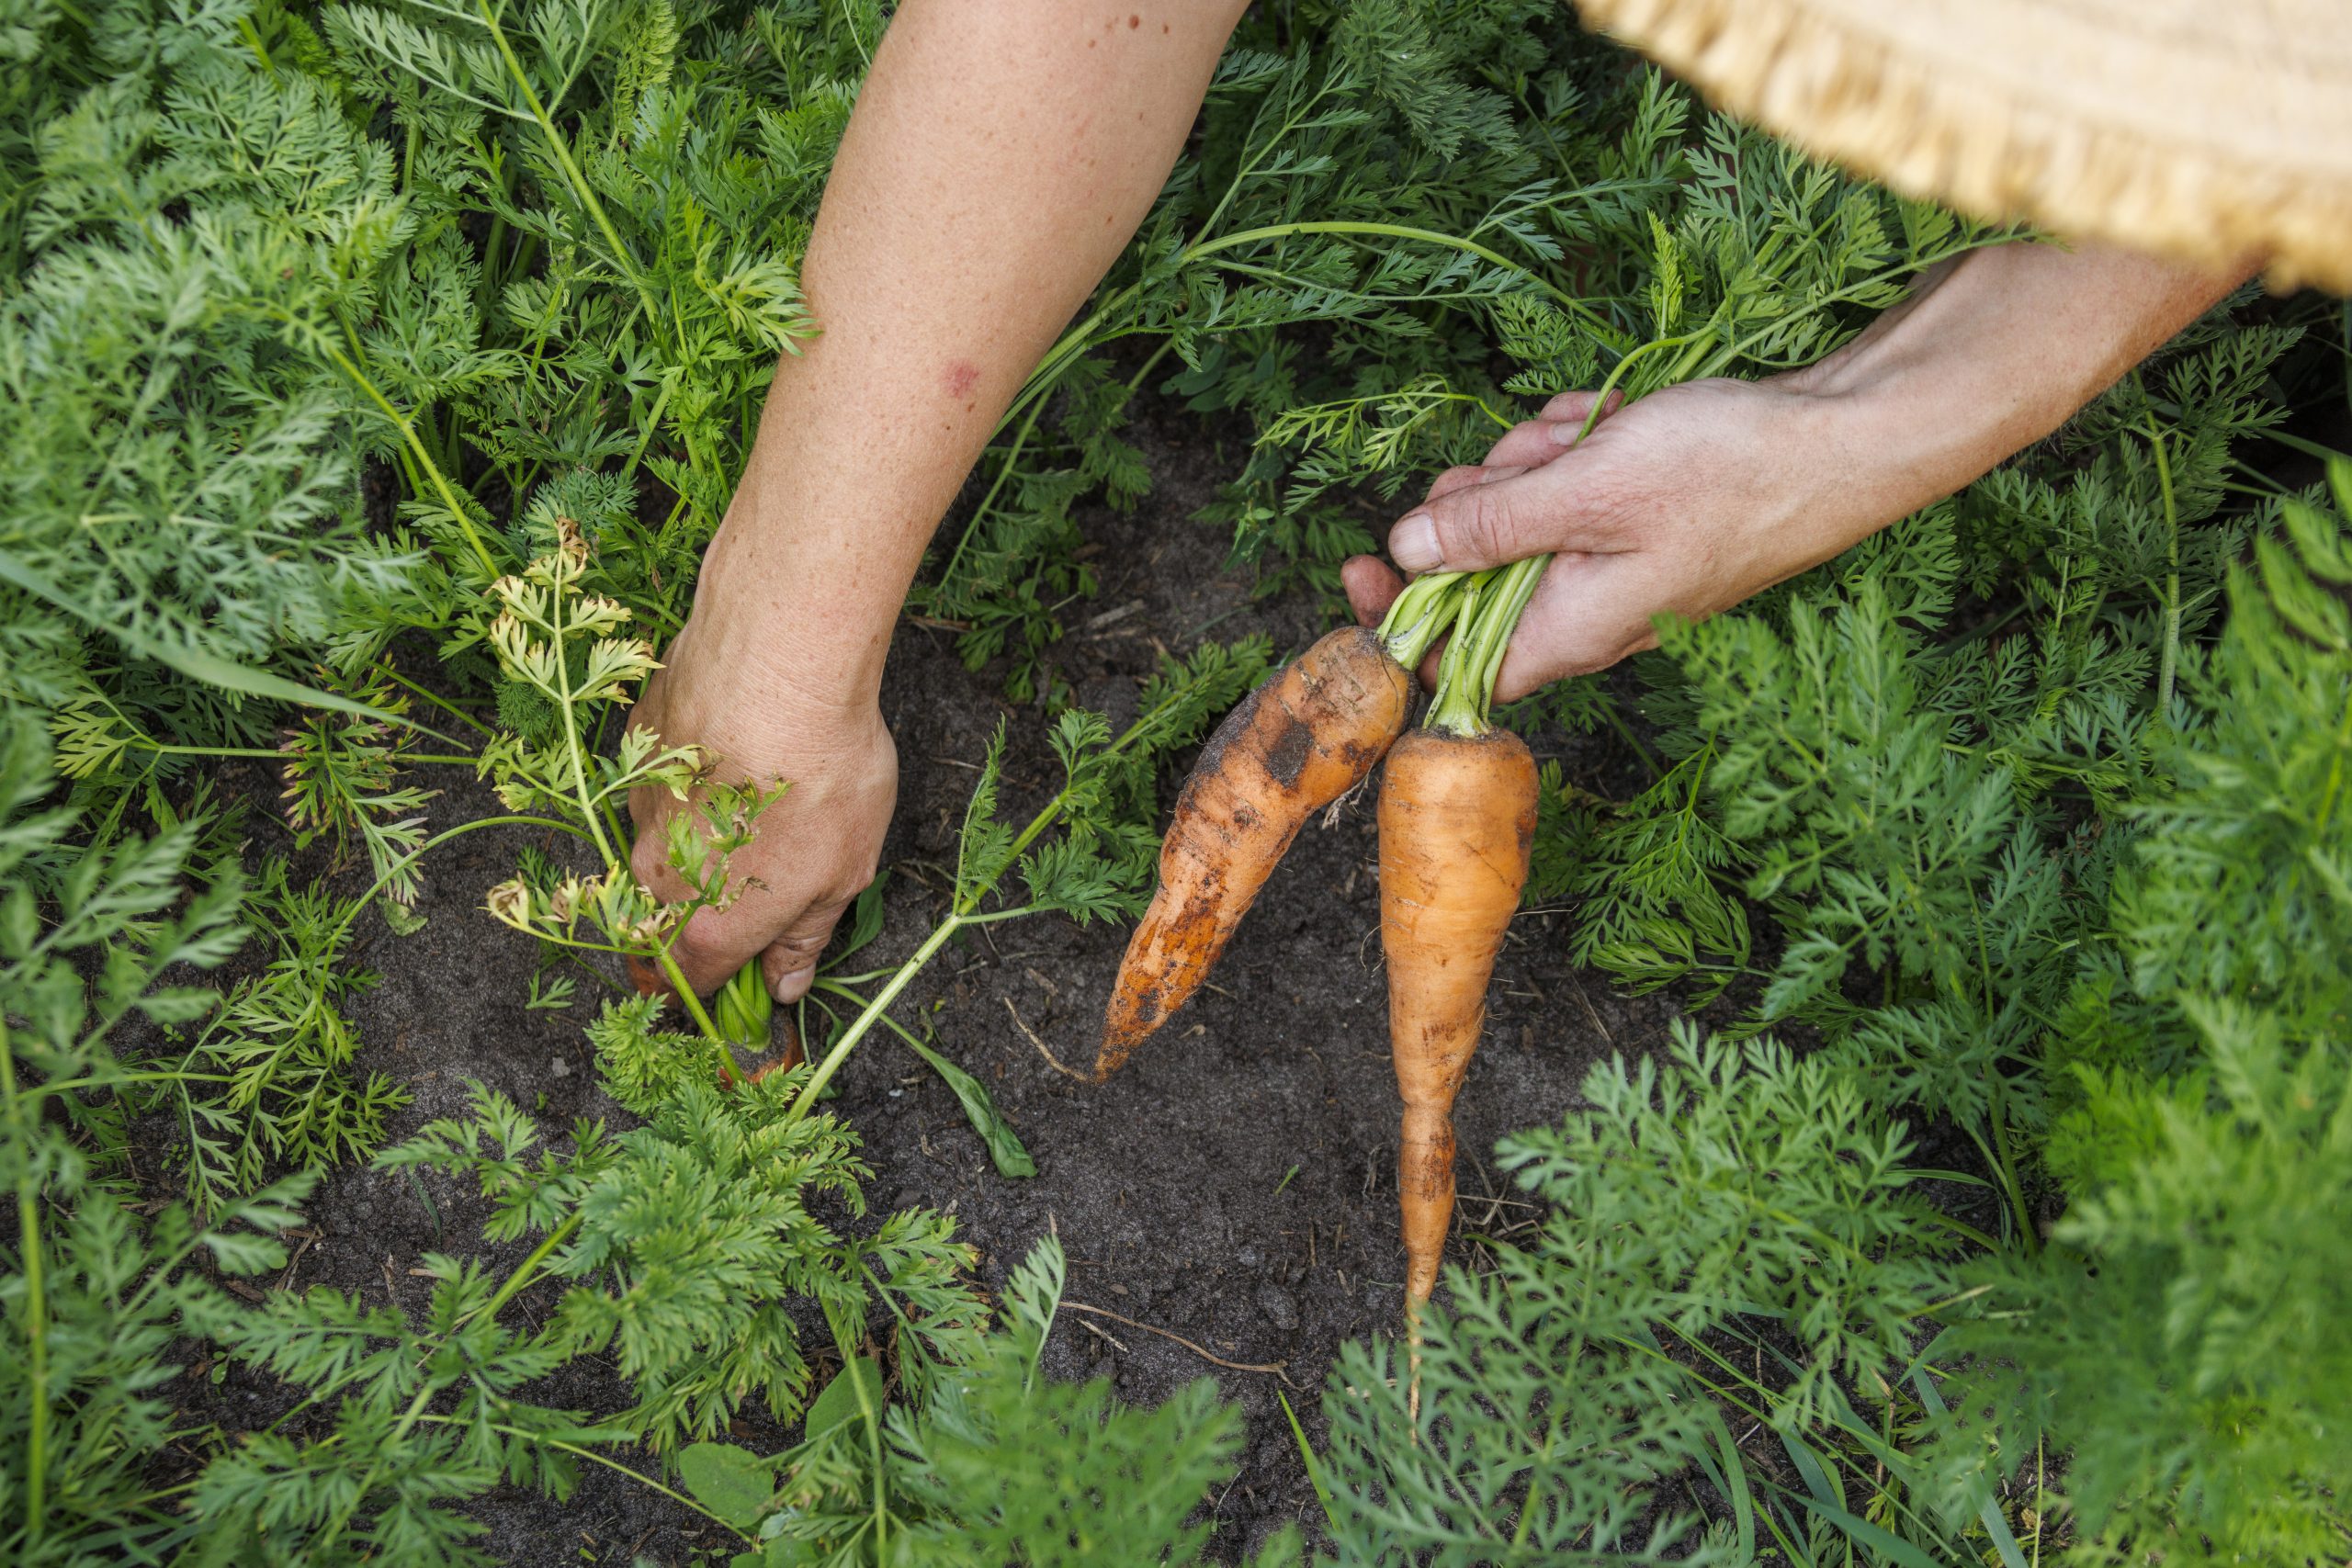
[1255,1282,1300,1333]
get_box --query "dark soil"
[182,392,1685,1565]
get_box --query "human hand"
[601,0,1254,1009]
[625,615,898,1004]
[1341,378,1877,701]
[1342,243,2248,702]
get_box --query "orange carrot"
[1378,726,1537,1343]
[1373,558,1547,1418]
[1095,625,1414,1077]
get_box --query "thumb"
[758,896,854,1005]
[1387,459,1593,575]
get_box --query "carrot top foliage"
[3,0,2348,1562]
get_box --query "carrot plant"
[469,523,782,1069]
[6,0,2351,1560]
[670,1234,1304,1568]
[0,705,1272,1565]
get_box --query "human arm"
[1340,241,2254,699]
[628,0,1250,1000]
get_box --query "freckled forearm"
[696,0,1250,696]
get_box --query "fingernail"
[1545,422,1582,446]
[1392,513,1441,572]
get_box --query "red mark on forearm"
[942,360,980,400]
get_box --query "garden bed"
[168,396,1669,1563]
[17,2,2350,1559]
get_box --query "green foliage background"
[3,0,2348,1562]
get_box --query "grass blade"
[1278,1390,1338,1538]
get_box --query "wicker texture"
[1575,0,2352,292]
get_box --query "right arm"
[628,1,1250,1001]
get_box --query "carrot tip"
[1091,1022,1146,1079]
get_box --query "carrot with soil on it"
[1094,573,1466,1077]
[1377,561,1542,1415]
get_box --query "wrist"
[670,572,891,733]
[1777,240,2247,526]
[1770,347,2021,536]
[689,513,904,690]
[1739,375,1923,557]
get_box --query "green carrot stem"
[1374,570,1471,669]
[374,664,496,735]
[1424,571,1493,735]
[787,916,967,1115]
[656,947,738,1081]
[1468,555,1546,706]
[326,815,600,945]
[1425,556,1544,736]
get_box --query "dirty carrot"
[1375,564,1541,1411]
[1095,575,1463,1077]
[1381,730,1535,1303]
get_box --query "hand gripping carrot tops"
[1093,574,1467,1078]
[1379,558,1542,1411]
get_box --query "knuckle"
[628,828,663,883]
[1573,461,1641,539]
[769,920,837,961]
[1427,464,1487,502]
[1442,483,1517,563]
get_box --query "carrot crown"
[1424,555,1545,737]
[1369,553,1548,737]
[1374,569,1469,671]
